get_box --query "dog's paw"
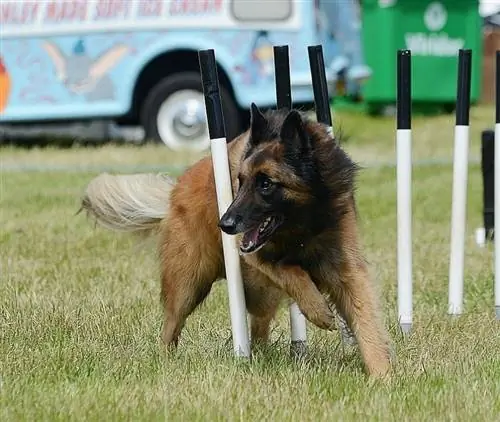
[312,306,337,331]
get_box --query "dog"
[80,104,392,378]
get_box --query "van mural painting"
[251,31,275,82]
[42,39,129,101]
[0,57,11,112]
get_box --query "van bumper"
[291,68,337,96]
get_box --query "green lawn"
[1,106,499,421]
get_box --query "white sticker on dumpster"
[424,2,447,32]
[404,2,465,57]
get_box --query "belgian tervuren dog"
[80,104,392,378]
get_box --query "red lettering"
[169,0,222,15]
[138,0,163,17]
[169,0,183,15]
[209,0,223,13]
[0,1,39,25]
[45,3,56,20]
[94,0,130,20]
[0,3,13,23]
[44,1,87,23]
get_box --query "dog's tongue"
[242,227,260,248]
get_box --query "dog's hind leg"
[160,270,217,350]
[160,276,215,350]
[159,239,221,350]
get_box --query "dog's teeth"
[259,218,271,233]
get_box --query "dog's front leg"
[333,212,393,379]
[244,256,336,331]
[334,262,392,379]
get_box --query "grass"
[1,105,499,421]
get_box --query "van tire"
[140,72,241,151]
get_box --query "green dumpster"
[361,0,482,114]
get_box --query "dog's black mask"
[219,104,311,254]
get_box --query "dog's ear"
[249,103,269,145]
[279,110,310,152]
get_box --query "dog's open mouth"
[240,215,283,254]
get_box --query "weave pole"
[448,49,472,316]
[198,49,251,357]
[495,51,500,320]
[307,44,355,344]
[273,45,308,356]
[478,130,495,246]
[396,49,413,334]
[307,45,333,133]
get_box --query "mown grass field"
[1,105,499,421]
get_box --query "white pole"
[306,45,356,347]
[275,45,308,354]
[289,303,307,355]
[199,49,250,358]
[495,122,500,320]
[397,128,413,333]
[495,51,500,321]
[448,49,472,317]
[211,138,251,357]
[448,125,470,315]
[396,49,412,334]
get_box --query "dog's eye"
[261,178,272,190]
[256,173,274,193]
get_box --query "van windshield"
[231,0,292,21]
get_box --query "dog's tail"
[79,172,176,237]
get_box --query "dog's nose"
[219,214,240,235]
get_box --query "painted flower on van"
[42,39,130,102]
[0,57,11,113]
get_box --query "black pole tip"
[397,49,411,130]
[198,49,218,95]
[307,45,332,127]
[496,50,500,124]
[198,49,226,140]
[455,49,472,126]
[273,45,292,110]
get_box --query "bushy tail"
[79,172,176,237]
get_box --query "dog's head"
[219,103,328,254]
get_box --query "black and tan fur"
[80,104,392,378]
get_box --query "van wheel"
[140,72,241,152]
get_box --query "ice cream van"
[0,0,370,151]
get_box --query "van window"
[231,0,292,21]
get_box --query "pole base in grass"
[496,306,500,320]
[290,341,307,359]
[400,323,412,335]
[338,316,356,346]
[475,227,486,247]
